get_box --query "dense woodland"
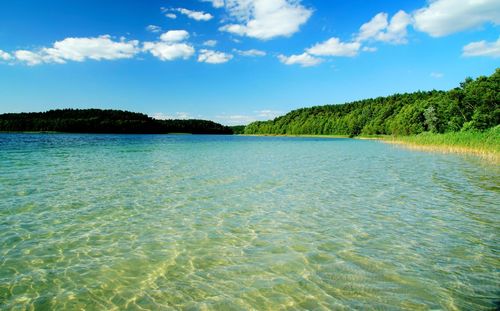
[0,109,233,134]
[229,125,246,134]
[1,69,497,137]
[245,69,499,136]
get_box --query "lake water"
[0,134,498,310]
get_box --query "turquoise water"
[0,134,499,310]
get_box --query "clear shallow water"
[0,134,499,310]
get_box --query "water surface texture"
[0,134,499,310]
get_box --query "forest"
[244,69,499,136]
[0,109,233,134]
[1,69,497,137]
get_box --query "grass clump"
[386,126,500,162]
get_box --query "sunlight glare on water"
[0,134,499,310]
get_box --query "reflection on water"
[0,134,499,310]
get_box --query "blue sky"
[0,0,498,124]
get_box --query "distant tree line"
[244,69,499,136]
[229,125,246,134]
[0,109,233,134]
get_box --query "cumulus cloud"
[356,0,499,41]
[357,10,411,44]
[219,24,247,36]
[307,37,361,57]
[255,109,281,118]
[362,46,377,52]
[233,49,266,57]
[358,13,388,42]
[144,42,195,61]
[381,11,412,43]
[278,53,322,67]
[165,13,177,19]
[8,32,198,65]
[177,8,213,21]
[294,0,498,62]
[151,113,171,120]
[144,30,194,61]
[282,10,412,67]
[14,50,44,65]
[198,49,233,64]
[146,25,162,33]
[160,30,190,42]
[201,0,224,8]
[215,109,282,125]
[0,50,12,61]
[219,0,312,40]
[414,0,500,37]
[13,35,140,65]
[175,112,193,119]
[44,36,139,62]
[462,37,500,58]
[152,112,193,120]
[215,114,257,125]
[203,40,218,47]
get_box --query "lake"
[0,134,498,310]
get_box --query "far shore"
[0,131,202,135]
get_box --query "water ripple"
[0,134,498,310]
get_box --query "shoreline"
[382,139,499,163]
[239,133,499,163]
[0,131,221,135]
[238,134,352,139]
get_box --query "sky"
[0,0,499,125]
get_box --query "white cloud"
[219,0,312,40]
[203,40,218,47]
[307,37,360,57]
[0,50,12,61]
[378,11,412,44]
[151,112,171,120]
[288,0,497,62]
[430,72,444,78]
[219,24,247,36]
[177,8,213,21]
[160,30,190,42]
[215,109,282,125]
[175,112,192,119]
[146,25,162,33]
[14,35,140,65]
[165,13,177,19]
[201,0,224,8]
[413,0,500,37]
[215,114,256,125]
[462,37,500,58]
[357,10,411,44]
[145,30,194,61]
[14,50,44,65]
[290,9,411,64]
[233,48,266,57]
[45,36,139,62]
[362,46,377,52]
[144,42,195,61]
[358,13,388,42]
[278,53,322,67]
[198,49,233,64]
[152,112,193,120]
[255,109,281,118]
